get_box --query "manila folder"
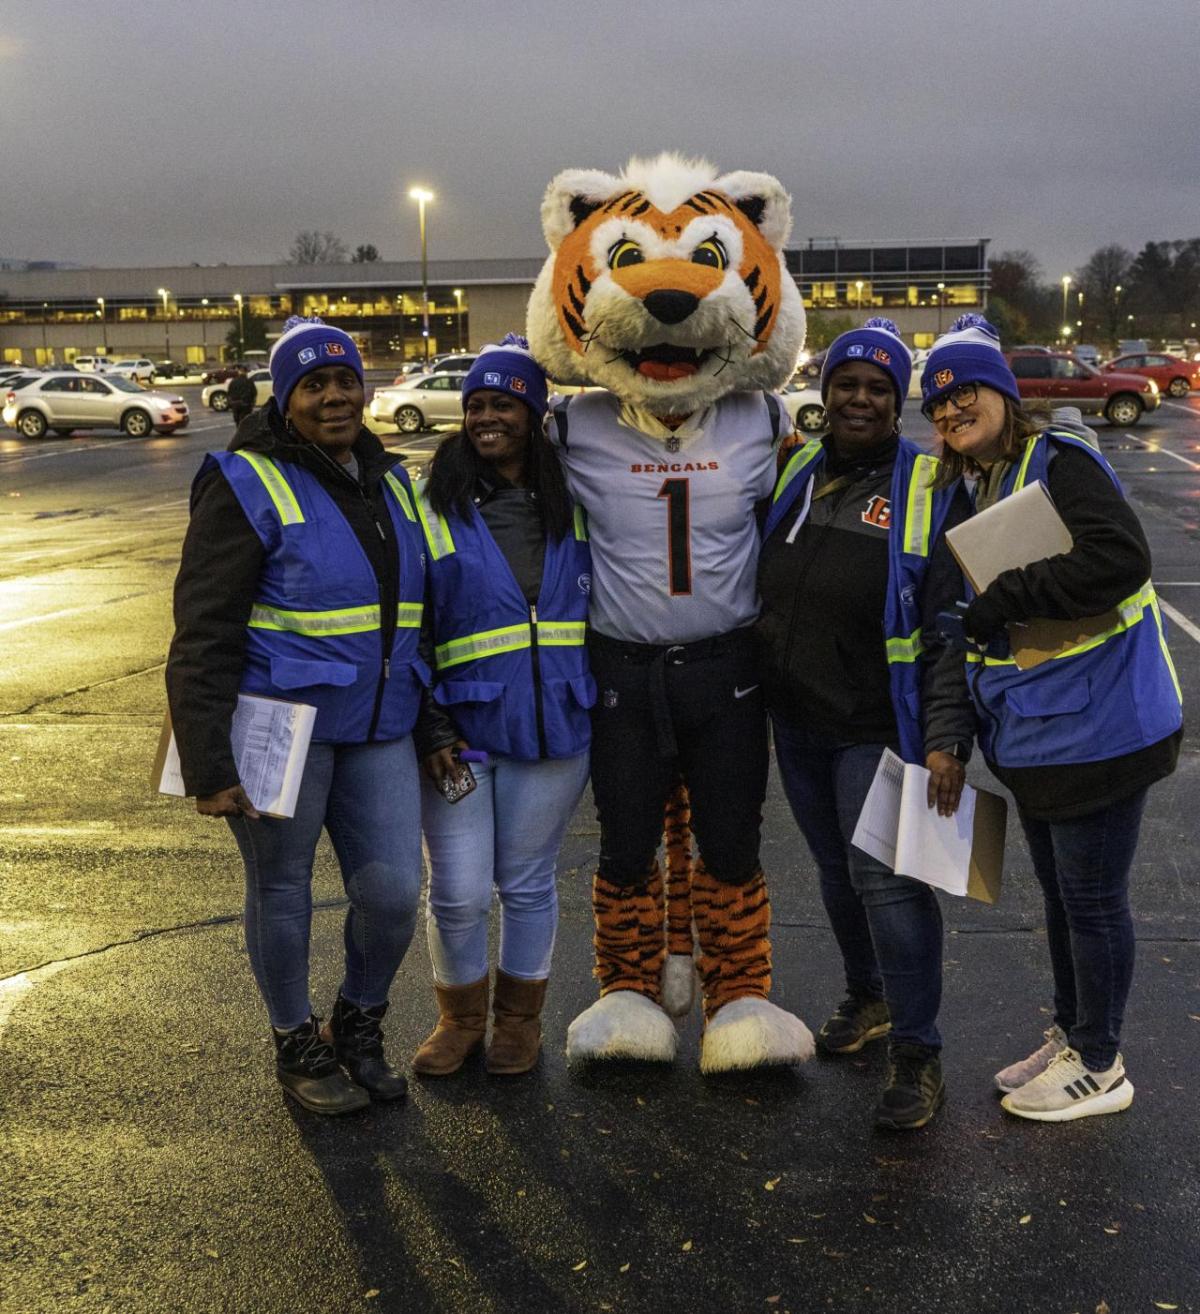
[945,480,1118,671]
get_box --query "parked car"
[1006,351,1161,426]
[779,382,826,432]
[391,361,431,383]
[108,358,157,385]
[1102,352,1200,398]
[908,348,932,398]
[1072,344,1101,368]
[427,353,477,374]
[73,355,115,374]
[203,369,272,411]
[200,362,259,385]
[368,372,469,432]
[1,371,188,438]
[794,349,827,380]
[152,360,191,381]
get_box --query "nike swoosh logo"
[733,685,759,699]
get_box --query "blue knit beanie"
[821,317,912,412]
[921,314,1020,411]
[269,315,364,414]
[462,333,548,417]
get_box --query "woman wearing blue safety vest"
[756,318,975,1131]
[923,314,1182,1123]
[166,316,427,1116]
[410,335,592,1078]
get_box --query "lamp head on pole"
[408,187,434,205]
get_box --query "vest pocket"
[541,674,596,756]
[1004,676,1091,719]
[433,680,511,755]
[268,656,358,689]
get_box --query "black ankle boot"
[273,1016,370,1115]
[329,996,408,1101]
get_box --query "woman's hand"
[196,784,260,820]
[925,750,965,818]
[423,741,468,787]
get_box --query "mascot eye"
[607,240,644,269]
[691,238,727,270]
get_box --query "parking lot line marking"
[1123,434,1200,471]
[1165,402,1200,417]
[1159,597,1200,647]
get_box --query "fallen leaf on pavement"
[1019,1215,1032,1225]
[572,1260,587,1272]
[765,1178,781,1191]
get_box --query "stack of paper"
[945,480,1119,670]
[851,749,1006,903]
[153,694,316,819]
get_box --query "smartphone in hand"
[439,750,489,805]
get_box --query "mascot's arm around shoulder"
[528,152,814,1073]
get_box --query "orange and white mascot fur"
[527,154,815,1072]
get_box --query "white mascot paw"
[566,991,678,1064]
[660,953,698,1018]
[699,997,815,1075]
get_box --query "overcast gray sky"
[2,0,1198,279]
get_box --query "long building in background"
[0,240,989,368]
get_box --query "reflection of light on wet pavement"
[0,962,67,1037]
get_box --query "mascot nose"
[643,290,700,325]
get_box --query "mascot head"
[527,153,806,416]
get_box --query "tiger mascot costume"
[528,154,816,1072]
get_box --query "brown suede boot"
[486,971,549,1075]
[411,977,488,1076]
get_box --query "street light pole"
[158,288,171,359]
[408,187,434,362]
[936,282,945,335]
[96,298,108,353]
[855,280,864,315]
[41,303,48,362]
[453,288,463,350]
[234,293,244,360]
[1061,275,1071,342]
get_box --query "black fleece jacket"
[755,436,976,756]
[165,403,406,796]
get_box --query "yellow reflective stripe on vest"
[773,438,825,502]
[573,504,589,541]
[1150,594,1183,704]
[413,480,456,560]
[966,582,1160,667]
[436,623,530,669]
[397,602,423,628]
[885,628,924,665]
[903,454,939,557]
[235,452,305,525]
[1012,436,1039,492]
[536,620,586,646]
[383,470,416,521]
[249,602,380,635]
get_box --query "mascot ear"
[713,170,793,251]
[540,167,624,251]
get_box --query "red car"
[1006,351,1161,426]
[1102,352,1200,398]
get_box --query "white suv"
[109,358,156,385]
[1,371,189,438]
[73,355,115,373]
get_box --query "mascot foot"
[566,991,678,1064]
[661,953,698,1018]
[699,997,815,1075]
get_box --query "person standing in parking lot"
[227,365,257,430]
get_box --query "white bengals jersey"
[549,390,789,645]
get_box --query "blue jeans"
[421,752,590,985]
[228,737,422,1030]
[1019,789,1147,1071]
[772,716,944,1050]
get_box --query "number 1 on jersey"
[656,478,692,595]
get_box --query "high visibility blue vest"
[965,428,1182,768]
[202,450,428,743]
[415,486,594,760]
[764,437,957,763]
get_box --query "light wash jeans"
[228,737,423,1030]
[420,752,590,985]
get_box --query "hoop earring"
[893,417,903,437]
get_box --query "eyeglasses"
[922,382,978,421]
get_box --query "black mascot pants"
[587,628,768,887]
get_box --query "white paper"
[894,764,978,898]
[850,747,906,870]
[157,695,316,819]
[851,750,980,899]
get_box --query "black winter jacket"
[165,403,408,796]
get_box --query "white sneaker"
[994,1024,1069,1093]
[1001,1047,1133,1123]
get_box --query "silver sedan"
[369,373,469,434]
